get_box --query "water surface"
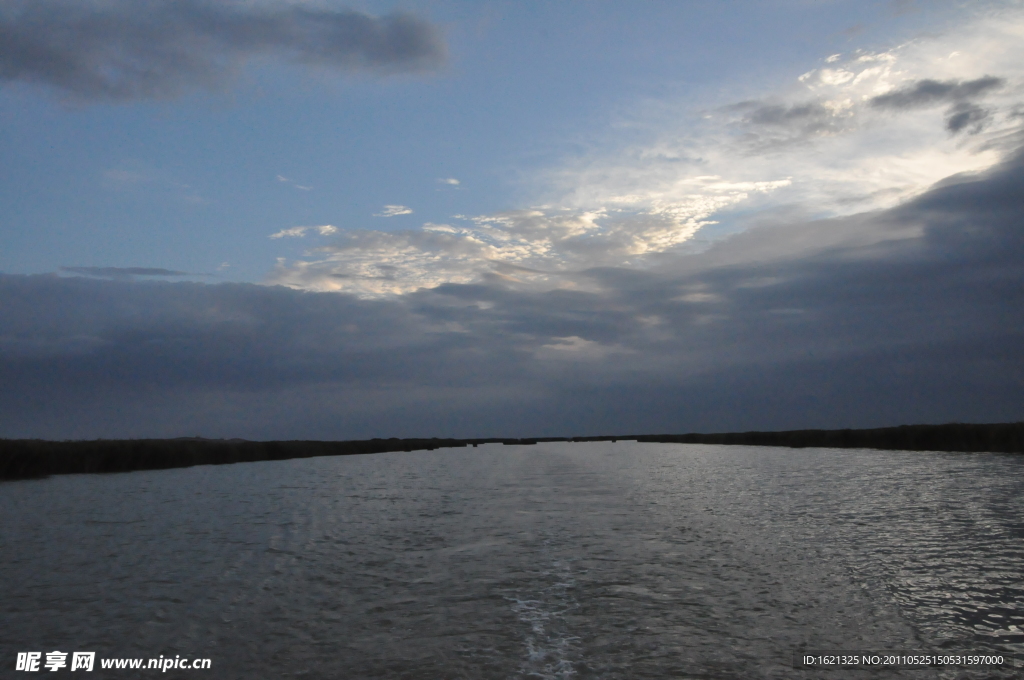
[2,442,1022,678]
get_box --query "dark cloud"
[60,266,191,279]
[725,100,849,150]
[868,76,1006,135]
[3,150,1024,439]
[741,102,831,127]
[945,101,990,133]
[0,0,446,101]
[868,76,1004,110]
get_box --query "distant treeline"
[1,422,1022,480]
[605,422,1024,454]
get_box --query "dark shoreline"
[2,422,1022,480]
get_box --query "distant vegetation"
[615,422,1024,453]
[2,422,1022,480]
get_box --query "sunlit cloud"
[269,5,1024,298]
[269,226,309,239]
[438,177,460,185]
[547,16,1024,220]
[269,225,337,239]
[374,205,414,217]
[535,336,634,362]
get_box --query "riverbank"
[2,422,1022,480]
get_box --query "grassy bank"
[2,422,1021,480]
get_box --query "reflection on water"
[1,443,1022,678]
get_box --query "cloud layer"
[268,6,1024,297]
[5,4,1023,439]
[59,266,191,280]
[0,0,446,100]
[5,149,1023,438]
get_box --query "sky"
[2,0,1023,439]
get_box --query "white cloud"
[269,5,1024,298]
[544,6,1024,217]
[374,205,413,217]
[438,178,460,185]
[267,200,732,294]
[269,225,337,239]
[269,227,309,239]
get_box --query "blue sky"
[2,0,1023,438]
[3,0,988,283]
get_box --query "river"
[2,442,1022,678]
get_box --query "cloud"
[59,266,190,279]
[270,187,796,295]
[0,0,446,101]
[438,178,460,186]
[733,100,835,130]
[868,75,1005,134]
[7,4,1024,439]
[374,205,413,217]
[269,225,336,238]
[944,101,991,133]
[868,76,1005,110]
[6,149,1024,438]
[535,336,633,362]
[269,227,309,239]
[266,6,1024,299]
[540,7,1024,220]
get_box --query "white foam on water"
[508,559,581,679]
